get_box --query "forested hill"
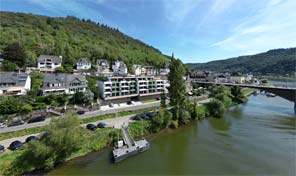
[187,48,296,76]
[0,11,170,70]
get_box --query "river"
[47,94,296,176]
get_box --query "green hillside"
[187,48,296,76]
[0,11,170,70]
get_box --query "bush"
[207,99,226,118]
[163,110,172,128]
[170,120,179,129]
[179,110,191,124]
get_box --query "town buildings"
[40,73,88,95]
[132,65,158,76]
[112,61,128,76]
[76,58,91,70]
[0,72,31,95]
[96,59,112,76]
[98,76,167,104]
[37,55,62,72]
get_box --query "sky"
[0,0,295,63]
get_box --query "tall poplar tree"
[167,53,187,120]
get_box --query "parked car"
[145,112,157,118]
[9,141,23,150]
[97,122,108,128]
[76,111,85,115]
[140,113,149,120]
[0,145,5,153]
[109,103,114,107]
[0,122,5,128]
[8,120,25,127]
[28,116,46,124]
[132,115,142,121]
[86,124,97,131]
[127,101,132,105]
[25,136,39,143]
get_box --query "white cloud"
[212,0,296,54]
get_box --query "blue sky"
[0,0,295,63]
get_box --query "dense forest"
[0,11,170,71]
[187,48,296,76]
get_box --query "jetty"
[112,125,150,163]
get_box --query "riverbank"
[0,88,253,175]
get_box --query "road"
[0,96,210,134]
[0,114,135,149]
[0,101,160,134]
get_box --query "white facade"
[112,61,128,75]
[76,58,91,70]
[99,76,167,100]
[0,73,31,95]
[37,55,62,72]
[230,76,246,84]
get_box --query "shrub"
[207,99,226,118]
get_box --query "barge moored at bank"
[112,126,150,163]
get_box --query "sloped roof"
[37,55,62,63]
[77,58,91,64]
[43,73,87,84]
[0,72,29,86]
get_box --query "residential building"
[230,76,246,84]
[98,76,167,104]
[96,59,112,76]
[132,65,157,76]
[76,58,91,70]
[41,73,87,95]
[159,62,170,76]
[37,55,62,72]
[0,72,31,95]
[112,61,128,76]
[215,74,229,83]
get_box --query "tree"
[163,110,172,128]
[21,104,33,114]
[179,110,191,124]
[207,99,226,118]
[160,91,166,108]
[3,42,26,66]
[168,54,187,121]
[231,86,246,103]
[2,60,17,71]
[190,101,198,120]
[6,115,85,175]
[70,90,94,105]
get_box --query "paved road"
[0,96,209,134]
[0,101,160,134]
[0,114,135,149]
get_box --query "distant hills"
[187,48,296,76]
[0,11,170,70]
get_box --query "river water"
[47,94,296,176]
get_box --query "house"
[215,74,229,83]
[41,73,88,95]
[37,55,62,72]
[96,59,112,76]
[159,62,170,76]
[132,65,157,76]
[132,65,142,75]
[76,58,91,70]
[98,76,167,105]
[230,73,246,84]
[112,61,128,76]
[0,72,31,95]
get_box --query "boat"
[112,126,150,163]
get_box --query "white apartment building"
[98,76,167,100]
